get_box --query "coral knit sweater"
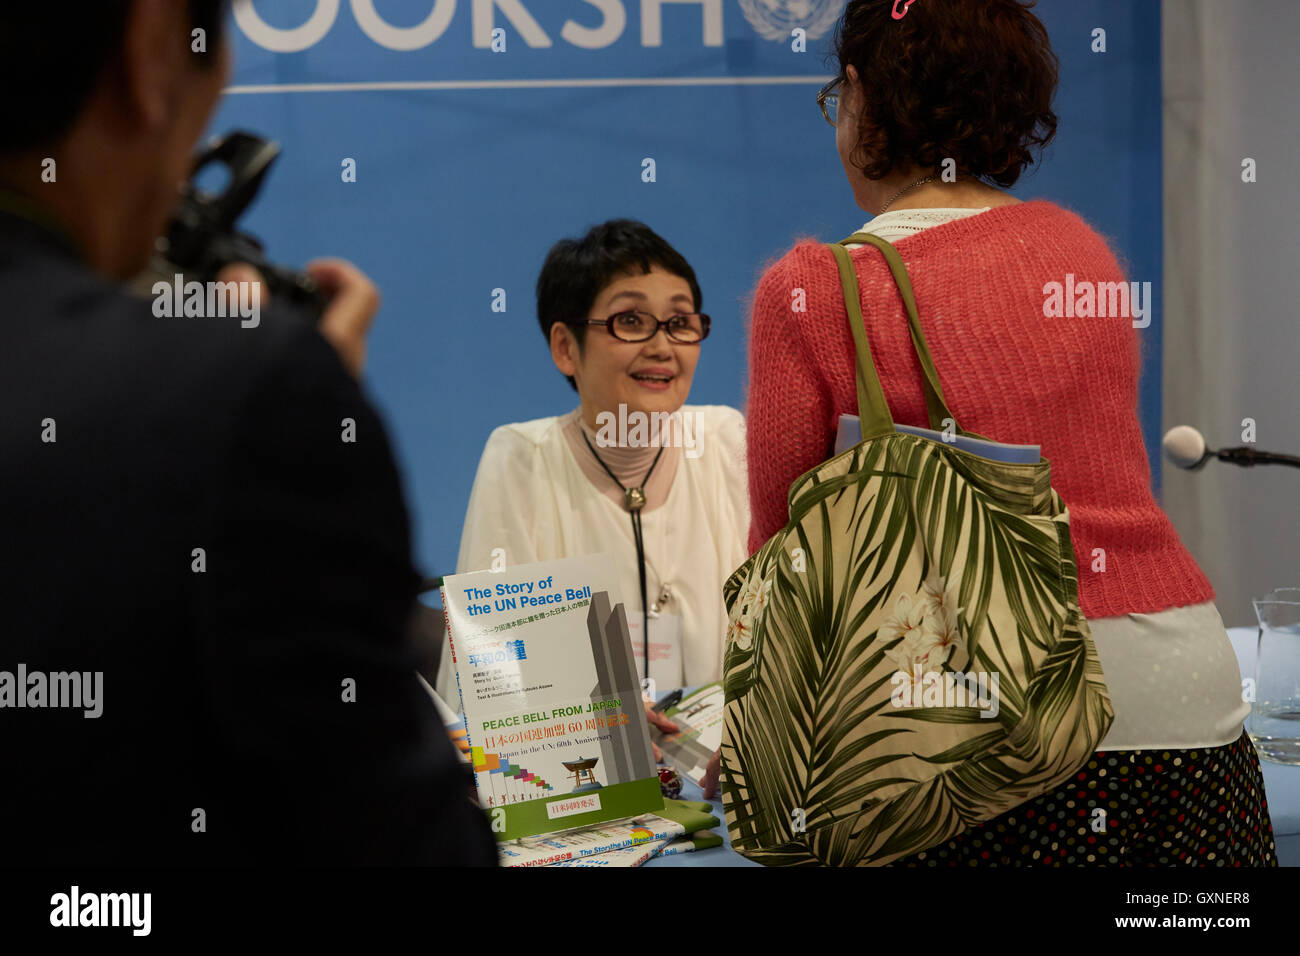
[745,199,1213,620]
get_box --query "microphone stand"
[1213,447,1300,469]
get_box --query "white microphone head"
[1163,425,1207,469]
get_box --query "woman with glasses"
[742,0,1275,864]
[436,220,749,747]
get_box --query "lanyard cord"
[579,430,666,683]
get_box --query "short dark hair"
[536,219,703,392]
[0,1,229,157]
[833,0,1058,188]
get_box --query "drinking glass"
[1250,587,1300,764]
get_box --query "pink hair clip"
[892,0,917,19]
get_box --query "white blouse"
[435,404,750,706]
[846,207,1249,751]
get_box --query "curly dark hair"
[833,0,1059,188]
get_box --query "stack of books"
[435,555,722,867]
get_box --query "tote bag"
[719,233,1114,866]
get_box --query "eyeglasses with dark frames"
[569,311,711,344]
[817,75,842,128]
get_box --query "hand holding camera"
[218,258,379,379]
[166,130,379,378]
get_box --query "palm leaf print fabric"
[721,235,1113,866]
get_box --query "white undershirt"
[845,207,1248,750]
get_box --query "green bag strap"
[829,242,894,440]
[830,232,961,436]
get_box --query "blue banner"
[210,0,1163,578]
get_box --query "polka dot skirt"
[893,730,1278,866]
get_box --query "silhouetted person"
[0,0,496,865]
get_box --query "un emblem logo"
[739,0,846,42]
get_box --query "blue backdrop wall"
[210,0,1163,580]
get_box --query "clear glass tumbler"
[1250,587,1300,765]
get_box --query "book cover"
[656,830,723,857]
[442,554,664,841]
[652,682,724,786]
[498,814,685,867]
[551,840,667,867]
[834,414,1041,463]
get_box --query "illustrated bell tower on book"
[586,591,656,783]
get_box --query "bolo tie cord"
[580,430,666,685]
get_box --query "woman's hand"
[643,700,679,762]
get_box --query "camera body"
[154,131,324,320]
